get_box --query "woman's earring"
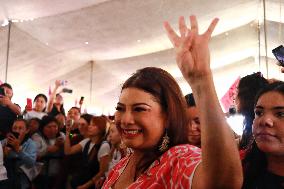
[159,130,170,152]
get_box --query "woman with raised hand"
[102,16,242,189]
[47,80,66,117]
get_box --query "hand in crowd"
[7,133,21,152]
[55,136,64,147]
[55,80,62,88]
[95,177,105,188]
[25,104,32,112]
[164,15,218,84]
[0,96,12,107]
[65,121,72,135]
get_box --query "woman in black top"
[242,81,284,189]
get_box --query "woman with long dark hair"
[242,81,284,188]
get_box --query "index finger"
[164,21,180,47]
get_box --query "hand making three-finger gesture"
[164,15,218,85]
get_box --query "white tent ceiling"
[0,0,283,114]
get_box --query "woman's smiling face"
[115,87,166,151]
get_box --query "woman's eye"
[276,112,284,117]
[194,119,200,125]
[115,106,123,111]
[254,110,262,117]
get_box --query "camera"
[0,87,5,96]
[272,45,284,67]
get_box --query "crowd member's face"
[12,120,29,141]
[2,86,13,99]
[43,121,59,139]
[78,118,89,137]
[88,120,101,137]
[67,108,80,122]
[253,91,284,156]
[109,123,121,146]
[187,106,201,147]
[34,96,46,112]
[55,114,66,130]
[29,119,40,134]
[55,94,63,104]
[115,87,166,151]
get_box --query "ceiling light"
[137,39,141,43]
[11,19,19,23]
[85,42,89,45]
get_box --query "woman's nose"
[259,115,274,127]
[190,121,199,131]
[120,111,134,126]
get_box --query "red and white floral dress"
[102,144,201,189]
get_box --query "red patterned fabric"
[102,144,201,189]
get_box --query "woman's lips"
[122,129,142,137]
[255,132,276,141]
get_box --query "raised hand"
[55,80,62,88]
[164,15,218,84]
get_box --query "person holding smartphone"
[47,80,66,117]
[0,83,21,139]
[3,118,37,189]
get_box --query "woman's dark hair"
[13,118,28,129]
[81,114,93,125]
[39,115,60,140]
[0,83,12,90]
[91,116,107,140]
[68,107,81,114]
[120,67,188,175]
[34,93,48,112]
[29,117,41,124]
[237,72,268,149]
[242,81,284,188]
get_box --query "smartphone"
[11,131,19,138]
[62,88,73,93]
[79,96,84,105]
[272,45,284,67]
[6,131,20,149]
[0,87,5,96]
[80,96,84,102]
[26,98,32,110]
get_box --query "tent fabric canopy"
[0,0,282,113]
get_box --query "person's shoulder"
[100,140,110,147]
[160,144,201,162]
[23,138,37,148]
[79,138,90,146]
[167,144,201,155]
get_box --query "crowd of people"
[0,15,283,189]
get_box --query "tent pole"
[5,20,11,83]
[262,0,269,78]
